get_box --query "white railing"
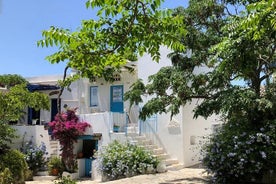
[139,114,157,134]
[138,114,164,147]
[109,112,128,133]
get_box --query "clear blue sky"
[0,0,187,77]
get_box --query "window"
[90,86,98,107]
[113,74,121,81]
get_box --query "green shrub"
[0,168,13,184]
[0,149,28,184]
[98,140,159,181]
[202,120,276,183]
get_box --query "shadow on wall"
[168,126,181,134]
[168,118,181,135]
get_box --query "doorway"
[82,139,98,177]
[110,85,124,112]
[51,98,60,121]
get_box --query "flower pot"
[77,152,84,158]
[113,126,120,132]
[51,168,59,176]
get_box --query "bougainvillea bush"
[202,119,276,183]
[98,140,159,181]
[49,108,90,173]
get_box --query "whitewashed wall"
[137,46,221,167]
[26,69,139,125]
[62,69,139,124]
[11,125,53,158]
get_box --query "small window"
[90,86,99,107]
[190,135,196,145]
[113,74,121,81]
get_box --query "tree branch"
[57,66,70,113]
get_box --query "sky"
[0,0,187,78]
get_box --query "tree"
[38,0,186,111]
[38,0,185,86]
[124,0,276,124]
[125,0,276,182]
[126,0,236,120]
[0,74,50,153]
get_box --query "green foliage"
[48,156,64,176]
[54,176,76,184]
[0,123,17,153]
[241,0,276,40]
[0,149,28,184]
[202,120,276,183]
[38,0,186,86]
[124,79,145,110]
[125,0,231,120]
[0,74,50,154]
[0,83,50,124]
[125,0,276,124]
[98,140,159,181]
[0,74,27,88]
[0,168,13,184]
[122,1,276,182]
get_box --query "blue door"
[85,159,92,177]
[110,85,124,112]
[83,139,98,177]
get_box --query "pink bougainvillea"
[49,107,90,172]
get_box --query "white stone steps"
[141,144,158,150]
[166,163,184,171]
[164,159,179,166]
[153,153,169,160]
[138,139,152,145]
[49,140,59,157]
[33,176,57,181]
[152,148,165,155]
[126,125,183,171]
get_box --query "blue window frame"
[90,86,98,107]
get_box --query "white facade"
[12,47,221,175]
[137,46,220,167]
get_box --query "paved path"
[26,168,209,184]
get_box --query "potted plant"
[48,156,64,176]
[113,124,120,132]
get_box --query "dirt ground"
[26,168,209,184]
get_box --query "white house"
[12,46,221,179]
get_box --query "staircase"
[127,127,183,171]
[49,140,59,157]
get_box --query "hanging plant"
[49,107,91,173]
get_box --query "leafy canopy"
[126,0,276,124]
[38,0,186,85]
[0,74,50,153]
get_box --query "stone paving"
[26,168,209,184]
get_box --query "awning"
[27,84,60,92]
[78,133,102,140]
